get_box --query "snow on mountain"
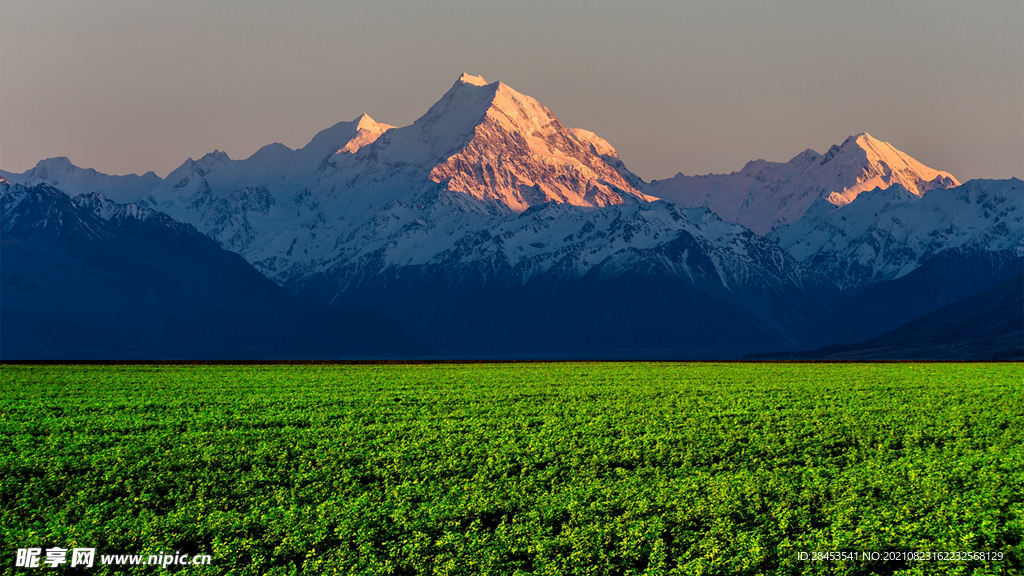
[291,199,811,289]
[769,178,1023,290]
[131,74,658,280]
[284,198,826,346]
[143,112,394,208]
[568,128,646,190]
[119,73,819,344]
[646,133,959,235]
[9,74,1013,350]
[0,157,162,203]
[0,179,207,250]
[1,182,122,246]
[132,114,395,254]
[419,74,653,210]
[71,191,187,229]
[1,180,424,359]
[309,73,653,213]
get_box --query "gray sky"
[2,0,1022,181]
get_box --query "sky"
[2,0,1022,182]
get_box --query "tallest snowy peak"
[457,73,489,87]
[353,73,651,211]
[426,75,652,210]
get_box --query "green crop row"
[1,363,1021,575]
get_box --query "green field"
[1,363,1021,575]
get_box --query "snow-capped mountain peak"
[818,132,959,206]
[198,150,231,163]
[0,157,162,204]
[193,150,232,174]
[770,178,1022,289]
[457,72,489,87]
[298,74,654,215]
[295,114,395,164]
[396,73,654,210]
[647,132,959,234]
[30,156,77,175]
[365,75,502,167]
[339,113,396,154]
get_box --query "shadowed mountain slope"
[789,272,1022,360]
[1,183,423,359]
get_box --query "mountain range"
[647,133,959,235]
[2,74,1020,359]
